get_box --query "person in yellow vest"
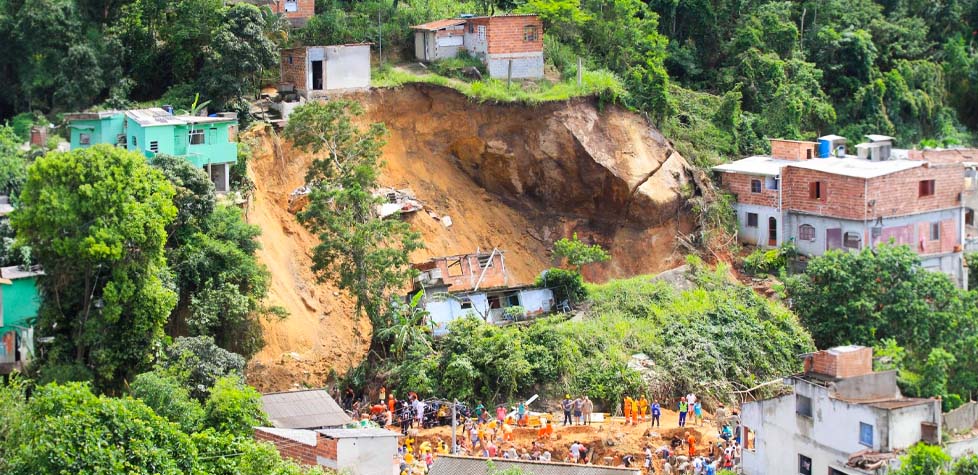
[405,436,415,454]
[639,396,649,423]
[437,438,449,455]
[623,395,634,425]
[419,440,432,456]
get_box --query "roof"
[712,155,794,177]
[865,134,895,142]
[317,428,400,439]
[827,345,865,354]
[411,18,467,31]
[261,389,352,429]
[63,111,122,121]
[126,108,235,127]
[785,156,924,179]
[818,134,846,141]
[254,427,318,446]
[0,266,44,281]
[428,455,641,475]
[867,398,935,410]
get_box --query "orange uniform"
[688,435,696,457]
[623,396,633,423]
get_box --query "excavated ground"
[245,84,697,391]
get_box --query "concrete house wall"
[281,45,370,98]
[0,269,41,372]
[333,436,398,475]
[481,15,544,79]
[719,171,782,247]
[68,114,126,149]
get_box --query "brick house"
[412,249,555,332]
[231,0,315,27]
[714,135,968,287]
[280,44,371,98]
[255,427,399,475]
[411,14,544,79]
[741,346,942,475]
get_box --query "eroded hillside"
[245,84,697,391]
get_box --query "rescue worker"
[623,395,634,425]
[639,395,649,422]
[678,397,688,427]
[630,396,640,425]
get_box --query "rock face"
[245,83,697,390]
[358,84,695,281]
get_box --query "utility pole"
[451,399,458,454]
[378,10,383,64]
[577,57,583,87]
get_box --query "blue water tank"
[817,139,831,158]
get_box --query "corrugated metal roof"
[317,428,400,439]
[254,427,318,446]
[261,389,352,429]
[411,18,467,31]
[64,111,122,121]
[429,455,641,475]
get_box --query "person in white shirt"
[569,441,582,463]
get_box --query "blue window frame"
[859,422,873,447]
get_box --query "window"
[919,179,936,197]
[116,134,127,147]
[507,293,520,307]
[743,426,755,451]
[805,148,813,160]
[967,209,975,227]
[132,136,137,148]
[189,129,205,145]
[477,254,493,269]
[799,224,816,241]
[228,125,238,142]
[468,22,475,33]
[460,298,473,310]
[746,213,759,228]
[447,257,463,277]
[523,25,538,42]
[799,454,812,475]
[844,232,861,249]
[829,469,850,475]
[809,181,823,200]
[149,141,159,153]
[287,55,293,65]
[79,133,91,145]
[859,422,873,447]
[930,222,941,241]
[488,295,501,309]
[478,25,486,40]
[284,0,298,12]
[750,179,762,193]
[796,395,812,417]
[766,176,779,190]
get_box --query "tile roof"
[261,389,352,429]
[410,18,467,31]
[428,455,641,475]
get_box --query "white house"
[740,346,941,475]
[280,44,372,98]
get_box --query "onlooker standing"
[573,396,583,425]
[582,395,594,425]
[693,401,703,426]
[562,395,573,426]
[651,399,661,427]
[715,403,727,430]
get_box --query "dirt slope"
[246,84,697,391]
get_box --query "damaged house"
[411,14,544,80]
[411,249,555,334]
[280,44,372,99]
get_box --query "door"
[311,60,323,90]
[768,217,778,246]
[826,228,842,251]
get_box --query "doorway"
[768,217,777,246]
[311,60,323,90]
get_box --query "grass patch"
[373,64,627,105]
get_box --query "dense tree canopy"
[12,145,177,392]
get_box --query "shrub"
[742,243,796,276]
[429,51,485,79]
[535,268,587,307]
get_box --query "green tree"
[552,232,610,274]
[198,3,279,110]
[13,145,177,391]
[4,382,197,474]
[283,101,421,332]
[160,336,246,401]
[130,370,205,433]
[203,375,268,438]
[891,443,951,475]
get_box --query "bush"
[203,375,267,437]
[130,371,205,433]
[429,51,485,79]
[535,268,587,307]
[742,243,796,276]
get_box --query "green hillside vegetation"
[372,258,814,408]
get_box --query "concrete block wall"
[720,172,779,208]
[806,347,873,379]
[281,48,307,91]
[867,164,963,218]
[781,167,868,220]
[487,54,544,79]
[486,16,543,55]
[770,139,817,161]
[271,0,314,21]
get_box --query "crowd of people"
[338,385,746,474]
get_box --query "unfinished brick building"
[714,135,968,287]
[412,14,544,79]
[231,0,315,27]
[280,44,371,98]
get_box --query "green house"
[65,108,239,192]
[0,266,42,374]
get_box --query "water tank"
[817,139,831,159]
[161,105,174,115]
[818,135,847,158]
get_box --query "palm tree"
[374,291,433,359]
